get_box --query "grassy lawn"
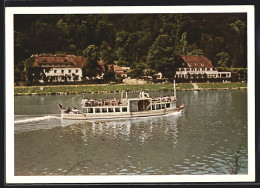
[14,83,194,95]
[14,82,246,95]
[197,82,247,89]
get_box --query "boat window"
[108,108,114,112]
[166,103,170,108]
[102,108,107,113]
[83,108,87,113]
[122,107,127,112]
[161,104,165,109]
[115,107,120,112]
[152,105,155,110]
[95,108,100,113]
[88,108,93,113]
[156,104,161,109]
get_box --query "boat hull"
[61,106,183,120]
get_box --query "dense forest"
[14,13,247,82]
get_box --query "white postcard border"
[5,5,255,183]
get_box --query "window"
[152,105,155,110]
[76,70,78,73]
[69,70,71,73]
[54,70,57,73]
[202,68,205,71]
[95,108,100,113]
[108,108,114,112]
[61,70,64,73]
[186,68,190,71]
[166,103,170,108]
[115,107,120,112]
[88,108,93,113]
[207,68,210,71]
[122,107,127,112]
[102,108,107,113]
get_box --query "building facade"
[175,55,231,81]
[32,54,87,83]
[98,60,128,78]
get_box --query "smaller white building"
[155,72,163,79]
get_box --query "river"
[14,90,248,176]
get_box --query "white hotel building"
[175,55,231,80]
[32,54,86,82]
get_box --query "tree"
[147,35,182,79]
[100,40,116,74]
[114,31,138,66]
[130,63,145,78]
[72,73,76,82]
[83,45,102,80]
[216,52,230,67]
[188,49,204,55]
[229,20,246,68]
[179,32,188,55]
[103,69,116,82]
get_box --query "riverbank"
[14,82,247,96]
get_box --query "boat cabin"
[81,93,176,115]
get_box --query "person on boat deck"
[65,107,70,113]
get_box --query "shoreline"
[14,83,247,96]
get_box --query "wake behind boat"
[58,81,184,120]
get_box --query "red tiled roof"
[113,65,126,72]
[32,54,87,68]
[181,55,213,68]
[98,60,127,74]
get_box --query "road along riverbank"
[14,82,247,96]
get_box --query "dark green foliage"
[14,13,247,83]
[83,45,102,79]
[216,52,231,67]
[103,69,116,82]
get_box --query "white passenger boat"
[58,81,184,120]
